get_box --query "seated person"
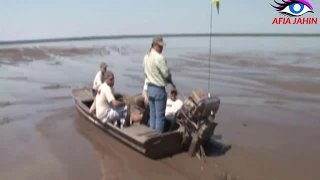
[92,62,107,96]
[95,70,140,127]
[89,62,107,113]
[164,89,183,131]
[165,89,183,120]
[120,94,146,125]
[130,95,149,125]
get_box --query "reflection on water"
[74,114,134,180]
[74,110,229,180]
[74,110,188,180]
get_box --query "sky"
[0,0,319,41]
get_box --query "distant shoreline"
[1,33,319,45]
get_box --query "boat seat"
[121,124,158,143]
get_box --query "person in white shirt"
[92,62,108,96]
[95,70,127,124]
[89,62,107,113]
[95,70,141,126]
[165,89,183,121]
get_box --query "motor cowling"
[176,90,220,126]
[175,90,220,157]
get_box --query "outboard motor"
[175,90,220,157]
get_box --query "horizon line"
[1,33,319,45]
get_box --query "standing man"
[143,35,176,133]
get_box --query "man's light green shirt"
[143,49,170,87]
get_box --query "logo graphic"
[271,0,317,24]
[271,0,313,17]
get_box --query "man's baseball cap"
[100,62,107,69]
[152,35,166,46]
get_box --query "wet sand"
[0,46,110,64]
[41,85,71,90]
[1,37,320,180]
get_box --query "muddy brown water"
[0,37,320,180]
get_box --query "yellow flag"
[211,0,220,14]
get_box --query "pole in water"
[207,3,213,96]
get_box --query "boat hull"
[72,88,183,159]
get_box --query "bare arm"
[165,74,176,89]
[105,87,126,107]
[111,99,126,107]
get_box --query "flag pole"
[208,2,213,95]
